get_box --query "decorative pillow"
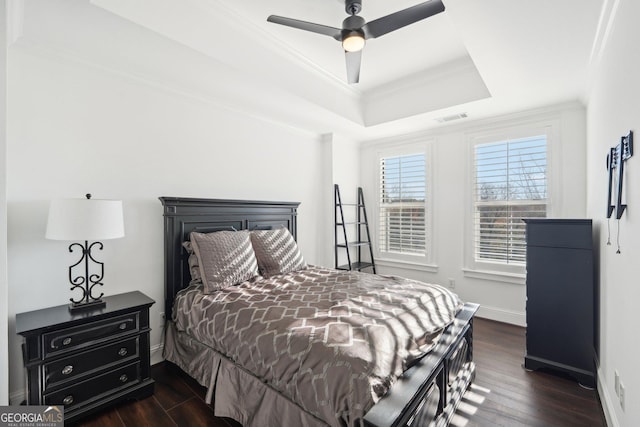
[182,227,237,285]
[250,228,307,277]
[190,230,259,293]
[182,241,202,285]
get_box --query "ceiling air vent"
[435,112,468,123]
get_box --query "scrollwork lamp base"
[68,240,107,313]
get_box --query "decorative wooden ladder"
[334,184,376,273]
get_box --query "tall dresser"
[523,219,596,388]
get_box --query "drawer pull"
[118,347,128,357]
[119,322,128,330]
[62,337,72,346]
[63,395,74,405]
[119,374,128,383]
[62,365,74,375]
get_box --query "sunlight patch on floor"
[457,400,479,416]
[449,383,491,427]
[450,413,470,426]
[465,384,491,404]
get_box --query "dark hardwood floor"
[454,319,605,427]
[73,318,606,427]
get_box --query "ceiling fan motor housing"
[342,15,365,31]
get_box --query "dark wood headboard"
[159,197,300,316]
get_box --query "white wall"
[360,104,587,326]
[317,133,363,269]
[586,0,640,424]
[331,134,361,201]
[0,0,9,406]
[330,134,362,268]
[6,44,326,400]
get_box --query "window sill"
[462,268,525,285]
[376,258,439,274]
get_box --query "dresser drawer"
[44,336,139,391]
[525,220,592,249]
[43,313,139,358]
[45,361,141,410]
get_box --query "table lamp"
[46,194,124,312]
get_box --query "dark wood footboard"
[363,302,479,427]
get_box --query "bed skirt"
[164,319,475,427]
[164,321,330,427]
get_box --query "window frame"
[375,141,434,266]
[464,122,557,280]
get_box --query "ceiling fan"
[267,0,445,84]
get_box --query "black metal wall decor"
[607,131,633,219]
[606,131,633,253]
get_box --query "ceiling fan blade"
[345,50,362,84]
[363,0,445,39]
[267,15,342,40]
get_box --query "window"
[473,135,547,264]
[379,153,427,257]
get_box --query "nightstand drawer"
[44,336,140,391]
[43,313,139,358]
[45,361,141,410]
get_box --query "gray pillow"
[182,227,238,285]
[250,228,307,277]
[182,241,202,285]
[190,230,259,293]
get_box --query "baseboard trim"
[150,343,165,366]
[474,305,526,327]
[598,368,619,427]
[9,389,25,406]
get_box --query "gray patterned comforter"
[173,266,462,426]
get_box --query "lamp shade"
[46,198,124,241]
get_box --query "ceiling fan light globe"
[342,33,365,52]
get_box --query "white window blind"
[379,153,426,256]
[474,135,547,264]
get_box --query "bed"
[160,196,479,427]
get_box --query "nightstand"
[16,291,155,424]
